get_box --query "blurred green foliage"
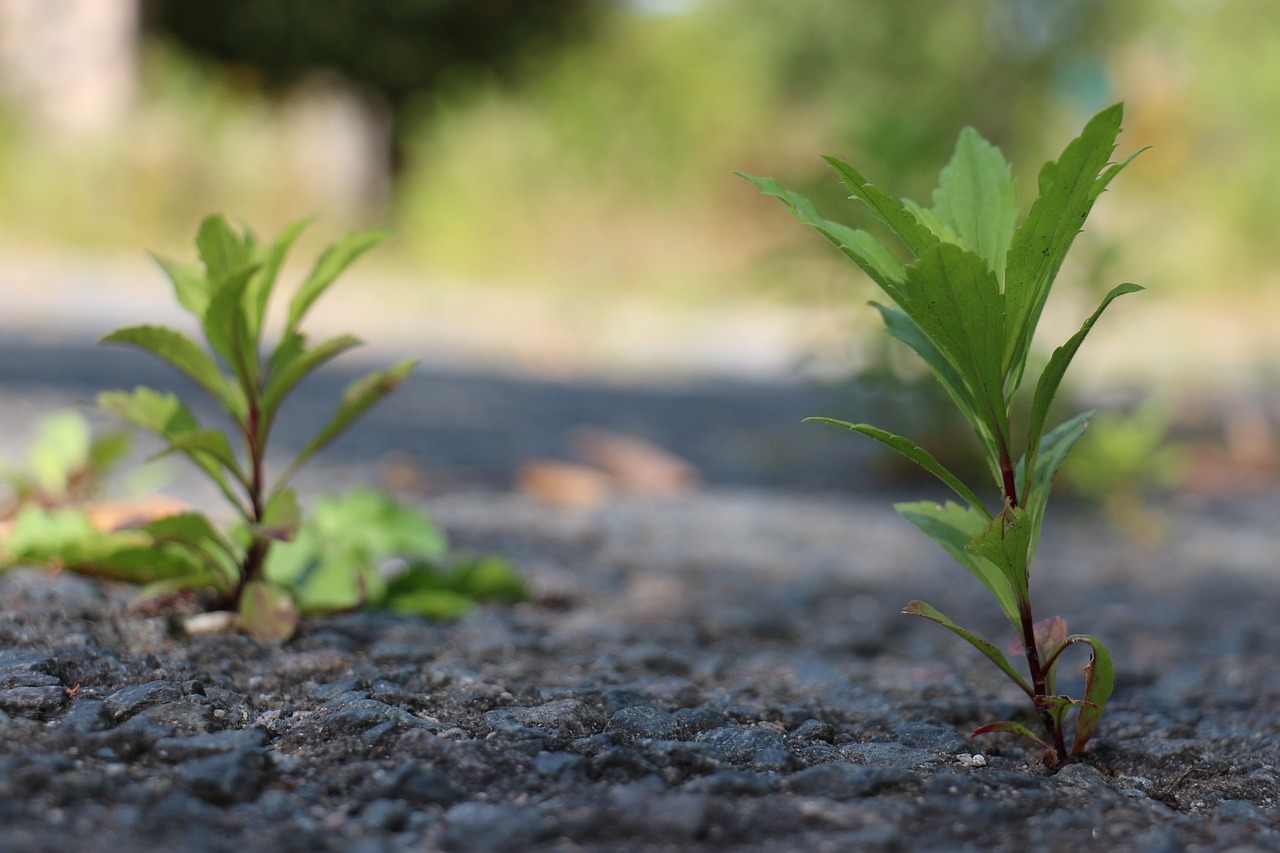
[0,0,1278,309]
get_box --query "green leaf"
[806,419,989,516]
[736,172,906,299]
[1022,282,1143,495]
[967,504,1032,607]
[98,388,241,512]
[28,411,92,499]
[238,580,300,642]
[261,488,302,541]
[285,229,392,335]
[929,127,1019,280]
[201,264,262,399]
[196,214,252,281]
[870,303,997,469]
[261,332,363,422]
[1065,634,1114,754]
[899,243,1007,447]
[823,155,940,258]
[155,428,247,487]
[152,254,210,319]
[970,720,1049,750]
[1004,103,1129,385]
[141,512,242,586]
[902,600,1032,697]
[244,218,310,344]
[279,359,417,485]
[895,502,1019,631]
[386,587,478,620]
[1017,411,1091,558]
[100,325,242,417]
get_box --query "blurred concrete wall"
[0,0,139,137]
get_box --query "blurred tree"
[143,0,600,167]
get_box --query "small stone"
[383,762,465,807]
[673,706,730,735]
[103,680,185,721]
[309,677,367,701]
[695,726,803,772]
[788,762,916,799]
[606,706,679,743]
[154,728,269,762]
[181,749,271,805]
[441,802,544,853]
[895,721,969,753]
[0,686,66,716]
[361,798,411,833]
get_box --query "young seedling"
[97,215,415,638]
[741,104,1143,767]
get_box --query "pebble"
[606,705,680,743]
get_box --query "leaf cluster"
[741,104,1142,765]
[90,216,419,638]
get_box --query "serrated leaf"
[823,155,940,258]
[902,600,1032,697]
[870,303,998,468]
[967,504,1032,606]
[930,127,1018,280]
[98,388,241,513]
[895,503,1019,630]
[196,214,252,281]
[101,325,242,417]
[737,172,906,299]
[1022,282,1143,495]
[238,580,299,642]
[1004,103,1129,385]
[900,242,1008,448]
[806,419,989,515]
[285,229,391,335]
[279,359,417,486]
[1065,634,1114,754]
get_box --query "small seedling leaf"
[238,580,300,643]
[902,599,1032,696]
[1018,411,1091,558]
[1065,634,1114,753]
[201,264,262,398]
[970,720,1049,750]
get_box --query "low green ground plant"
[742,104,1144,767]
[2,217,522,640]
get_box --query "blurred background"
[0,0,1276,506]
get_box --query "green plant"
[741,104,1143,767]
[0,410,131,514]
[95,215,416,637]
[266,488,525,621]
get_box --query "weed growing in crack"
[741,104,1144,767]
